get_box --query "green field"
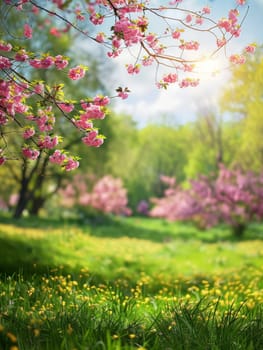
[0,215,263,350]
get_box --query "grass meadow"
[0,215,263,350]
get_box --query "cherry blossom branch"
[0,0,256,169]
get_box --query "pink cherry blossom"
[75,8,85,21]
[34,83,44,95]
[35,107,55,132]
[231,27,241,38]
[245,44,256,54]
[82,130,104,147]
[228,9,239,24]
[23,127,35,139]
[0,56,11,69]
[0,41,12,51]
[29,59,42,69]
[195,17,203,25]
[172,30,181,39]
[54,55,69,69]
[218,18,232,32]
[81,105,105,119]
[112,37,121,50]
[229,54,246,64]
[126,64,140,74]
[93,95,110,106]
[38,135,59,149]
[22,147,40,160]
[185,14,192,23]
[49,150,66,165]
[202,6,211,14]
[146,33,157,46]
[163,73,178,84]
[118,91,129,99]
[116,87,130,100]
[64,158,79,171]
[14,49,29,62]
[74,118,93,130]
[142,56,154,66]
[179,41,199,50]
[40,56,54,68]
[50,27,62,37]
[58,103,74,113]
[114,17,143,46]
[96,32,105,43]
[24,23,33,39]
[68,66,86,80]
[90,13,104,25]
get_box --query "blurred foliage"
[220,47,263,171]
[126,124,190,209]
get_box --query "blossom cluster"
[150,166,263,235]
[59,174,132,215]
[0,38,124,169]
[85,0,255,89]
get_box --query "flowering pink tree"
[150,175,219,229]
[59,174,131,217]
[150,167,263,237]
[215,166,263,236]
[0,0,256,171]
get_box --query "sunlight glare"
[194,57,225,80]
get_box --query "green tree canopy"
[220,47,263,171]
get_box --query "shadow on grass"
[0,213,71,229]
[1,213,262,244]
[83,216,263,244]
[0,232,158,289]
[0,235,64,276]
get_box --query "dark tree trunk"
[13,161,30,219]
[13,190,29,218]
[27,158,48,216]
[13,157,43,219]
[14,155,63,217]
[232,223,246,238]
[28,196,46,216]
[11,136,79,219]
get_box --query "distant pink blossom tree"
[59,174,131,216]
[215,166,263,236]
[150,166,263,237]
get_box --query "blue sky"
[105,0,263,127]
